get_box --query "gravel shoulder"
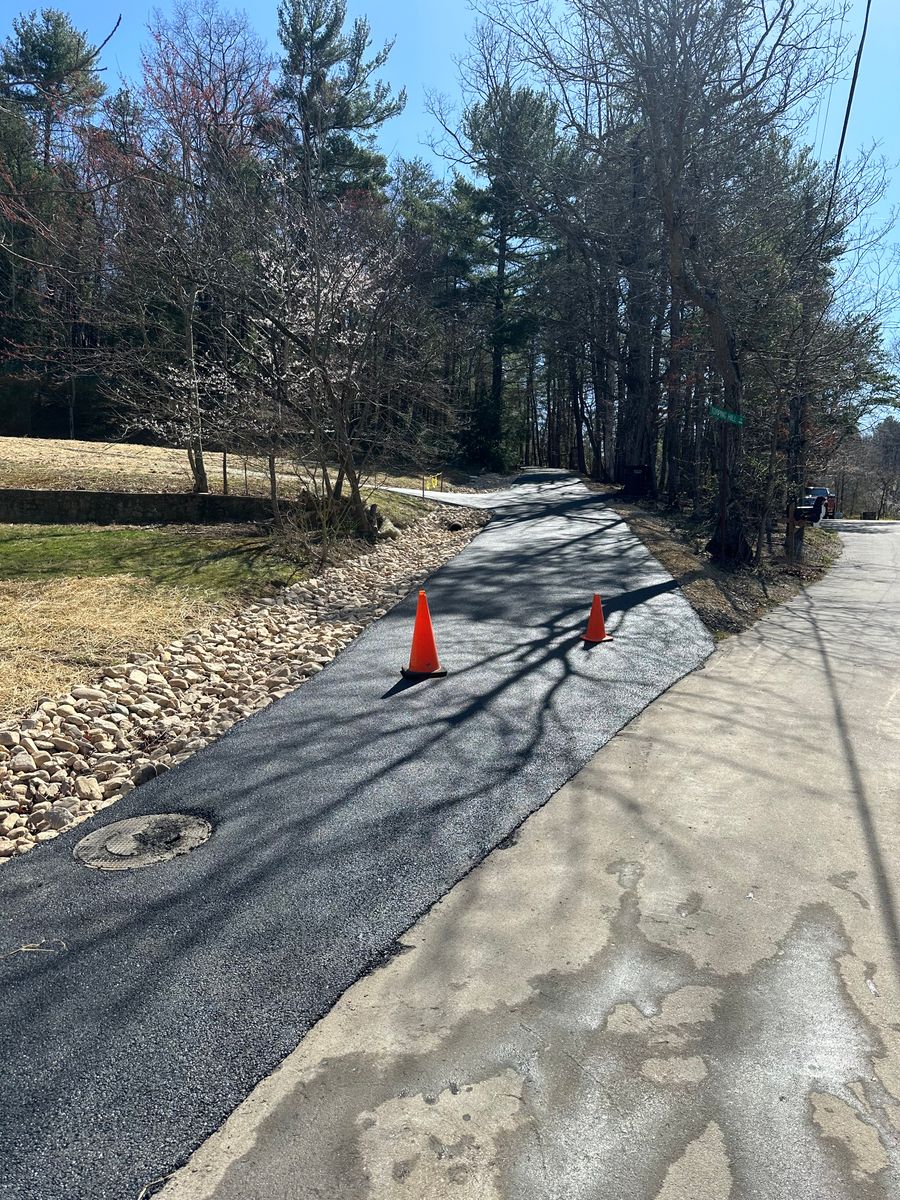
[0,474,712,1200]
[0,507,487,864]
[153,522,900,1200]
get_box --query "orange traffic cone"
[582,594,613,644]
[401,590,448,679]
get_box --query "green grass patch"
[0,525,303,600]
[0,496,426,601]
[369,489,425,527]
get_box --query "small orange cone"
[401,590,448,678]
[582,594,613,644]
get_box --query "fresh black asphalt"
[0,473,713,1199]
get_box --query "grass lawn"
[0,496,424,718]
[0,435,455,497]
[0,434,429,716]
[0,524,289,717]
[0,525,303,597]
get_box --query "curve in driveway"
[0,472,712,1200]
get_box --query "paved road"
[157,520,900,1199]
[0,472,711,1200]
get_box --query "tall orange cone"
[582,593,613,644]
[401,590,448,678]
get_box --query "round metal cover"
[74,813,211,871]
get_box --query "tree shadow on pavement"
[0,477,717,1198]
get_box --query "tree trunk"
[660,185,750,562]
[785,378,806,565]
[692,371,706,518]
[618,142,655,494]
[756,395,782,564]
[878,483,889,520]
[662,299,683,505]
[344,462,373,535]
[619,302,653,492]
[570,351,587,475]
[182,289,209,494]
[786,235,813,562]
[333,463,346,500]
[545,367,559,468]
[268,451,282,526]
[486,215,508,469]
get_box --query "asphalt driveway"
[156,519,900,1200]
[0,471,712,1199]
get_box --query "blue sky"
[10,0,474,163]
[6,0,896,175]
[3,0,897,332]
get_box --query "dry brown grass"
[0,435,277,495]
[0,435,432,497]
[0,575,217,716]
[613,497,842,638]
[0,436,431,719]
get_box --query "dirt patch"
[607,495,841,639]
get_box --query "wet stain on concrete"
[676,892,704,918]
[640,1055,708,1085]
[199,862,900,1199]
[829,871,872,911]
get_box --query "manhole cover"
[74,814,211,871]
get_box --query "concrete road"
[158,521,900,1199]
[0,473,712,1200]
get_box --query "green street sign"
[709,404,744,426]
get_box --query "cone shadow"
[381,675,440,700]
[581,637,614,650]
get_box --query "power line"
[818,0,874,257]
[814,5,847,161]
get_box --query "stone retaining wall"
[0,488,292,525]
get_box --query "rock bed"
[0,507,487,863]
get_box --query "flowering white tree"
[224,180,447,532]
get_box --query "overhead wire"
[814,3,848,162]
[817,0,874,258]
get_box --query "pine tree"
[1,9,105,168]
[276,0,405,202]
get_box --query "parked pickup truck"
[793,495,826,525]
[804,486,836,518]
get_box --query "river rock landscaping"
[0,506,487,862]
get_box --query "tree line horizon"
[1,0,898,557]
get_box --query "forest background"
[2,0,899,558]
